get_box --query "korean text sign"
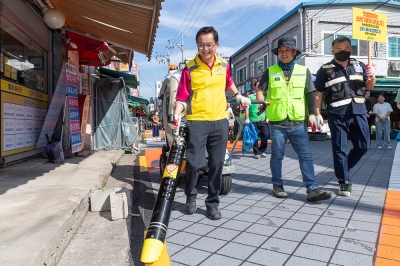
[352,7,387,43]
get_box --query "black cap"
[271,37,302,56]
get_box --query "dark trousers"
[185,119,228,208]
[252,121,269,155]
[152,125,159,137]
[328,113,369,183]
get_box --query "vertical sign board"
[36,66,67,148]
[352,7,387,43]
[1,79,48,156]
[66,63,82,153]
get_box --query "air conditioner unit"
[391,61,400,71]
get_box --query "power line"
[220,0,271,44]
[182,0,211,38]
[180,0,204,38]
[159,0,203,55]
[305,0,390,52]
[168,1,196,45]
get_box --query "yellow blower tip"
[141,238,164,263]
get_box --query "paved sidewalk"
[0,149,125,266]
[140,139,400,266]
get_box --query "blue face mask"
[278,57,297,70]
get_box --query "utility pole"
[167,33,184,63]
[155,50,170,66]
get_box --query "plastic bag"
[395,131,400,142]
[242,122,258,154]
[45,141,64,163]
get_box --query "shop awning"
[127,99,140,107]
[44,0,164,59]
[373,78,400,93]
[99,67,137,87]
[129,96,149,105]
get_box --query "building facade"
[230,0,400,96]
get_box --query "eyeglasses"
[197,44,216,49]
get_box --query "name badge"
[275,77,280,81]
[354,64,363,73]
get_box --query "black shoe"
[206,207,221,220]
[307,188,331,202]
[273,185,287,198]
[186,199,197,214]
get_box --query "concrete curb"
[0,149,125,266]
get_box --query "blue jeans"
[375,119,391,148]
[270,124,318,192]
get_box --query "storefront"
[0,1,51,164]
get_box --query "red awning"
[66,31,132,66]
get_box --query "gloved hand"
[309,114,324,133]
[309,115,317,133]
[172,114,181,128]
[236,94,251,106]
[366,63,377,79]
[316,114,324,130]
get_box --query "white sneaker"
[254,155,260,159]
[377,146,382,150]
[387,146,392,150]
[261,153,267,158]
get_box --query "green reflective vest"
[267,64,307,121]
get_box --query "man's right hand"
[309,114,324,133]
[172,114,180,128]
[236,94,251,106]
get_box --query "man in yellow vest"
[173,26,251,220]
[256,37,331,201]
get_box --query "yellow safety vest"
[185,54,228,121]
[267,64,307,121]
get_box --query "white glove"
[309,115,317,133]
[236,94,251,106]
[316,114,324,130]
[309,114,324,133]
[366,63,376,79]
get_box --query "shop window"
[0,15,47,93]
[253,54,267,77]
[236,66,246,83]
[388,37,400,58]
[323,33,368,57]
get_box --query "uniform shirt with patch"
[314,59,368,115]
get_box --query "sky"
[134,0,308,100]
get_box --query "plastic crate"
[309,133,327,141]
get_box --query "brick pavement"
[140,139,399,266]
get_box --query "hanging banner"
[352,7,387,43]
[66,63,82,153]
[78,94,90,150]
[36,67,66,149]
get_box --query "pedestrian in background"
[173,26,251,220]
[365,90,373,146]
[373,93,393,149]
[257,36,331,202]
[396,88,400,110]
[250,79,269,159]
[314,36,376,197]
[152,112,161,140]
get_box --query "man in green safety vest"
[256,37,331,202]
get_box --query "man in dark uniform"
[314,37,376,197]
